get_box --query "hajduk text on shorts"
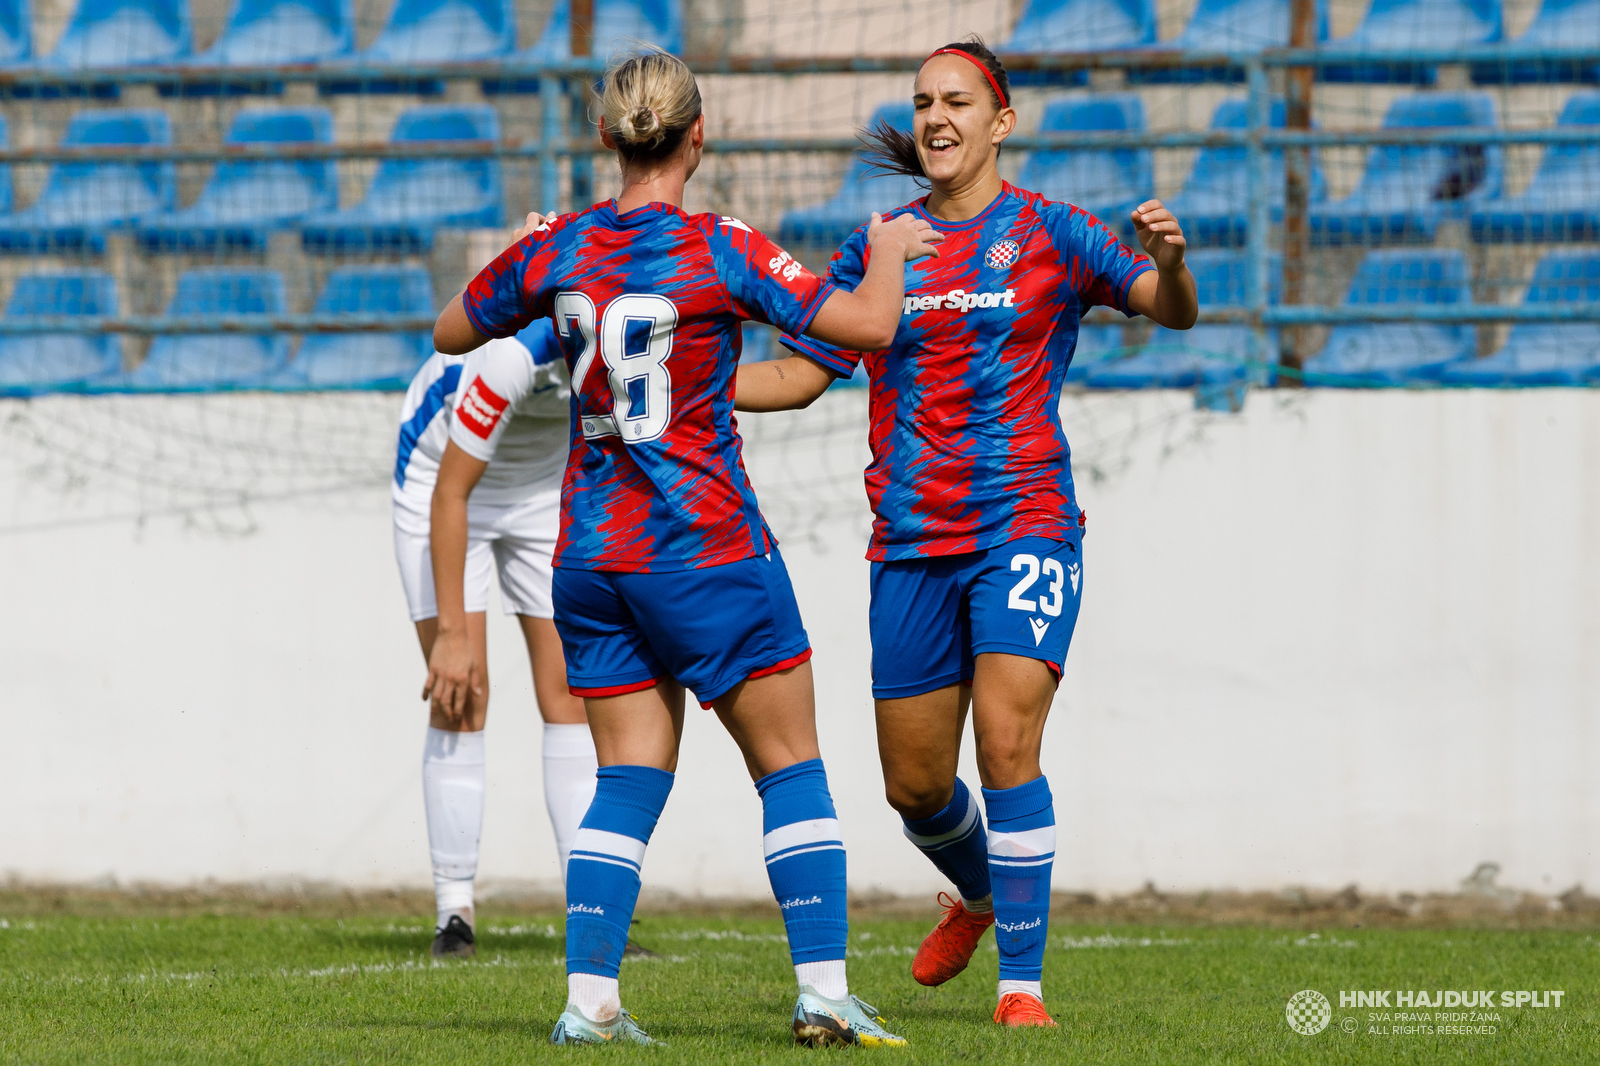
[1340,990,1564,1008]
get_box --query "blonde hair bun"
[600,46,701,159]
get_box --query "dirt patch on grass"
[7,874,1600,929]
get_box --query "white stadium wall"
[2,388,1598,899]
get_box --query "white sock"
[542,723,598,885]
[962,894,994,915]
[423,727,486,929]
[569,972,621,1022]
[998,979,1043,1002]
[796,960,848,1000]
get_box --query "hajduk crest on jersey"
[985,240,1021,269]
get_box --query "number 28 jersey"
[462,200,836,573]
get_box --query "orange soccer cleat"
[994,992,1058,1028]
[911,892,995,987]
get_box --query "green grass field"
[3,897,1594,1064]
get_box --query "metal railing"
[0,47,1594,348]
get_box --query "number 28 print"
[555,291,679,444]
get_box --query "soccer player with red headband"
[737,37,1198,1029]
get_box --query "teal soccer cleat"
[791,986,908,1048]
[549,1004,662,1046]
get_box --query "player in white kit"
[394,305,598,958]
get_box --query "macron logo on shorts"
[457,376,509,440]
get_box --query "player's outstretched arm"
[424,441,490,721]
[1126,199,1198,330]
[805,213,942,351]
[734,353,836,412]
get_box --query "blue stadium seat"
[777,103,927,249]
[1133,0,1327,83]
[116,268,288,390]
[300,106,503,255]
[1439,251,1600,385]
[0,110,175,253]
[1001,0,1157,86]
[1165,98,1326,247]
[1304,250,1476,385]
[1471,0,1600,83]
[138,108,336,253]
[1309,93,1502,246]
[482,0,682,92]
[1082,251,1277,389]
[0,272,120,395]
[160,0,351,93]
[1320,0,1502,84]
[1469,92,1600,243]
[1016,94,1151,237]
[193,0,351,64]
[0,0,31,63]
[321,0,512,92]
[270,267,434,389]
[38,0,190,68]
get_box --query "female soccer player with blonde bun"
[431,46,943,1047]
[737,37,1198,1029]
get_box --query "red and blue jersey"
[464,200,835,572]
[782,182,1152,562]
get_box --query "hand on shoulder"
[867,211,945,263]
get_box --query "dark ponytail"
[859,36,1012,180]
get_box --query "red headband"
[923,48,1009,108]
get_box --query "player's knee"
[976,737,1039,787]
[883,776,954,820]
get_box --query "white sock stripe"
[762,817,842,860]
[568,852,642,873]
[572,827,648,867]
[900,793,978,848]
[764,842,846,866]
[989,855,1056,868]
[987,825,1057,858]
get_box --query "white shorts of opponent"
[392,489,559,622]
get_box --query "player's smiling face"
[912,56,1015,191]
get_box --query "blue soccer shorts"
[868,533,1084,699]
[553,547,812,707]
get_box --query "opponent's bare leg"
[415,614,490,731]
[518,615,586,724]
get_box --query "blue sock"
[565,764,674,978]
[983,776,1055,983]
[901,776,992,904]
[756,759,848,965]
